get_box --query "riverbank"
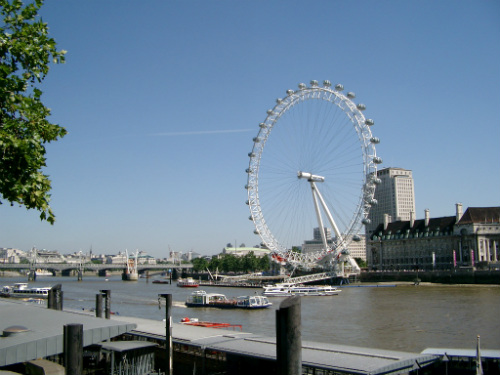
[358,268,500,285]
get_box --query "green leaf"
[0,0,66,224]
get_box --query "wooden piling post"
[276,295,302,375]
[64,323,83,375]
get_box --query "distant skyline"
[1,1,499,257]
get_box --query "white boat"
[35,269,53,276]
[0,283,51,299]
[186,290,235,308]
[262,282,341,297]
[25,269,53,277]
[236,295,272,309]
[185,290,272,309]
[177,277,199,288]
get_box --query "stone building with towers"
[367,204,500,270]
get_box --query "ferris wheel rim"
[246,80,381,265]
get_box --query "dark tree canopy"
[0,0,67,223]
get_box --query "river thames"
[1,275,499,353]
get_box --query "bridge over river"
[0,262,192,277]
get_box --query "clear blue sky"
[1,1,499,258]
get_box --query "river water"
[1,275,499,353]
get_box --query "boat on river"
[235,295,272,309]
[177,277,199,288]
[185,290,272,309]
[263,282,341,297]
[152,279,170,284]
[0,283,51,299]
[26,269,53,277]
[180,317,242,330]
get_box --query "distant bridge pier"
[28,270,36,282]
[61,269,72,277]
[98,269,108,277]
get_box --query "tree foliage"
[191,257,209,272]
[191,252,272,274]
[0,0,67,224]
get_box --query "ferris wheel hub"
[297,171,325,182]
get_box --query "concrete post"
[159,294,173,375]
[276,296,302,375]
[64,323,83,375]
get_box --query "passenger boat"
[0,283,51,299]
[262,283,341,297]
[185,290,272,309]
[236,295,272,309]
[177,277,199,288]
[26,269,53,277]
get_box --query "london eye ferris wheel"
[246,80,382,269]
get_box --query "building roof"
[224,247,269,252]
[422,348,500,359]
[371,216,456,239]
[113,315,439,375]
[457,207,500,225]
[0,299,136,367]
[100,341,157,353]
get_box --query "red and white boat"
[177,277,199,288]
[180,317,242,330]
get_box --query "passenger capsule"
[373,156,383,164]
[248,152,255,157]
[370,198,378,205]
[362,218,371,225]
[365,119,375,126]
[253,229,260,235]
[253,137,260,143]
[370,137,380,144]
[346,92,356,99]
[245,200,249,205]
[357,103,366,111]
[259,123,267,128]
[334,84,344,91]
[353,235,361,242]
[286,89,294,95]
[276,98,283,104]
[245,168,252,174]
[248,216,253,220]
[323,80,332,87]
[373,178,382,185]
[298,83,306,89]
[245,185,249,190]
[266,109,274,115]
[310,80,319,87]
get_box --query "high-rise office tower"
[366,167,416,237]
